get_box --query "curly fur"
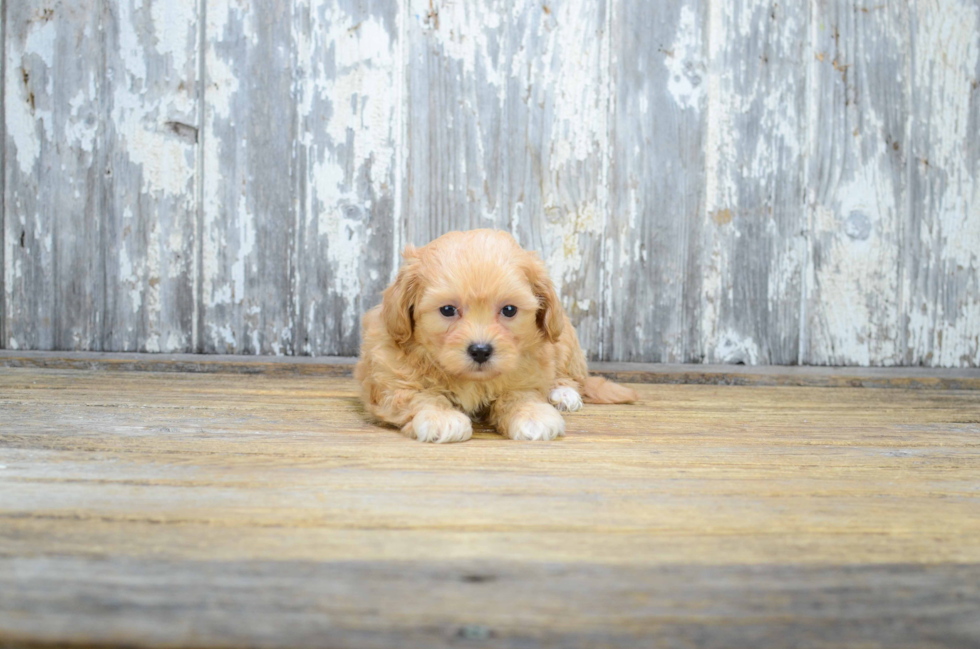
[355,229,637,442]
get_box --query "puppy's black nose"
[467,343,494,364]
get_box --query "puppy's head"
[380,230,563,380]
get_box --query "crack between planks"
[900,6,914,365]
[0,0,6,349]
[598,0,614,362]
[797,0,816,367]
[194,0,207,354]
[700,0,714,364]
[98,0,111,352]
[286,0,298,356]
[392,0,409,284]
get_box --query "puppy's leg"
[375,390,472,444]
[548,379,583,413]
[490,391,565,441]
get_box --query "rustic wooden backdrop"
[3,0,979,365]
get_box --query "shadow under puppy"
[356,229,637,442]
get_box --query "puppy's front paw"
[503,403,565,441]
[549,386,583,412]
[408,409,473,444]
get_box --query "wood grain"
[1,368,979,647]
[2,560,978,649]
[4,350,979,388]
[291,0,399,356]
[103,0,199,353]
[0,0,6,349]
[3,1,198,353]
[604,0,704,363]
[503,0,608,358]
[3,0,980,366]
[405,0,608,357]
[805,0,910,366]
[905,0,980,367]
[4,1,106,351]
[701,0,807,365]
[200,0,296,355]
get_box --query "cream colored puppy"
[355,229,637,443]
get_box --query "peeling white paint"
[151,0,196,75]
[294,0,400,344]
[6,25,53,175]
[118,244,143,315]
[803,1,910,366]
[415,0,503,86]
[664,5,704,111]
[714,330,761,365]
[64,88,98,153]
[6,0,980,366]
[229,195,255,306]
[111,0,196,198]
[905,0,980,366]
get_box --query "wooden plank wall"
[2,0,979,365]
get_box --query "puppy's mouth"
[463,363,500,380]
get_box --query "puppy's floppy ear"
[524,254,564,343]
[381,246,422,346]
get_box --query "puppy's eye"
[501,305,518,318]
[439,305,458,317]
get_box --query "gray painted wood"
[604,0,704,363]
[4,1,106,351]
[3,1,198,353]
[405,0,509,241]
[4,349,980,389]
[905,0,980,368]
[3,0,980,366]
[3,558,979,649]
[700,0,807,365]
[0,0,6,349]
[500,0,608,358]
[200,0,296,354]
[292,0,399,357]
[405,0,607,357]
[805,1,910,366]
[103,0,199,352]
[201,0,396,357]
[602,0,708,362]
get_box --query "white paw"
[410,409,473,444]
[506,403,565,441]
[549,386,583,413]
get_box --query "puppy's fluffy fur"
[355,230,637,443]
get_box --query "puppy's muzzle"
[467,343,494,365]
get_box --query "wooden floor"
[1,367,979,648]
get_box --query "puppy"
[355,229,638,443]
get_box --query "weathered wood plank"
[1,368,980,646]
[200,0,296,354]
[502,0,610,358]
[2,369,979,565]
[405,0,608,357]
[0,0,6,349]
[501,0,608,358]
[404,0,509,241]
[291,0,399,356]
[905,0,980,368]
[2,1,198,354]
[3,349,980,387]
[102,0,199,352]
[3,1,106,351]
[2,559,978,649]
[603,1,705,362]
[804,2,911,365]
[700,0,808,364]
[2,0,980,368]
